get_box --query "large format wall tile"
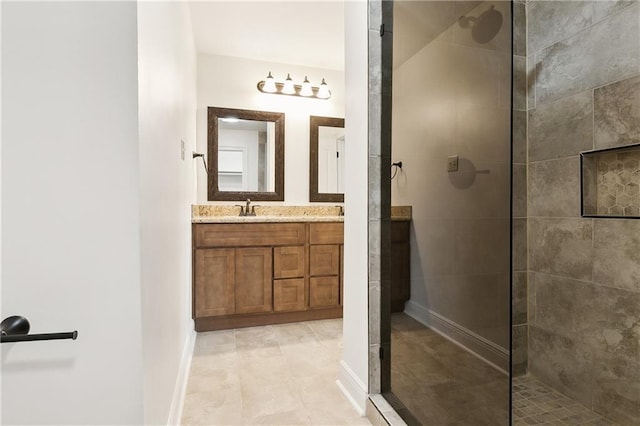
[527,156,580,218]
[513,1,526,56]
[512,218,527,271]
[594,75,640,149]
[534,273,640,362]
[512,110,527,164]
[592,350,640,424]
[592,1,639,23]
[528,91,593,162]
[528,218,593,281]
[534,3,640,106]
[528,325,594,408]
[527,0,595,55]
[513,164,527,218]
[512,272,527,325]
[513,55,527,111]
[512,324,528,377]
[593,219,640,292]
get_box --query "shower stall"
[369,1,640,425]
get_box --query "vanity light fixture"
[282,73,296,94]
[257,72,331,100]
[262,72,277,93]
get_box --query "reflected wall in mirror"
[208,107,284,201]
[309,116,345,202]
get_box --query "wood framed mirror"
[309,116,345,202]
[208,107,285,201]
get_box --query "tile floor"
[389,313,510,425]
[181,319,371,425]
[512,375,618,425]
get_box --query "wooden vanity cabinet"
[273,245,306,312]
[234,247,273,314]
[193,221,343,331]
[309,223,343,309]
[194,248,235,317]
[391,221,411,313]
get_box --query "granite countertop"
[191,205,412,223]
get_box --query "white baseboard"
[167,327,197,425]
[404,300,509,373]
[336,360,368,416]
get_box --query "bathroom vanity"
[192,207,344,331]
[191,205,411,331]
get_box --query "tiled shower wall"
[511,0,528,377]
[522,1,640,424]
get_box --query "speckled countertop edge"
[192,215,345,223]
[191,205,411,223]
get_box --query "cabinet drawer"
[309,245,339,276]
[194,223,306,248]
[310,276,339,308]
[274,278,306,312]
[309,222,343,244]
[274,246,305,279]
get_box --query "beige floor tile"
[306,406,372,426]
[190,350,239,374]
[240,381,304,420]
[181,319,368,425]
[271,322,318,345]
[194,330,236,356]
[281,341,341,379]
[182,390,243,425]
[245,409,313,425]
[186,367,240,396]
[295,374,349,408]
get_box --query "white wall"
[196,53,345,204]
[137,2,197,424]
[338,0,369,415]
[1,2,144,424]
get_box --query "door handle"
[1,315,77,343]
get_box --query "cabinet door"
[273,278,306,312]
[390,242,410,313]
[274,246,305,279]
[194,248,235,317]
[309,245,340,276]
[235,247,273,314]
[310,276,340,308]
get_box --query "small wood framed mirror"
[309,116,345,202]
[208,107,285,201]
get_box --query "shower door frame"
[366,0,515,424]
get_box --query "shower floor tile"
[512,376,618,425]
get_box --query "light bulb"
[317,78,330,99]
[300,76,313,97]
[262,71,277,93]
[282,73,295,95]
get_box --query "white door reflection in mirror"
[218,148,246,191]
[218,119,275,192]
[318,126,345,194]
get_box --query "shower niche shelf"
[581,143,640,219]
